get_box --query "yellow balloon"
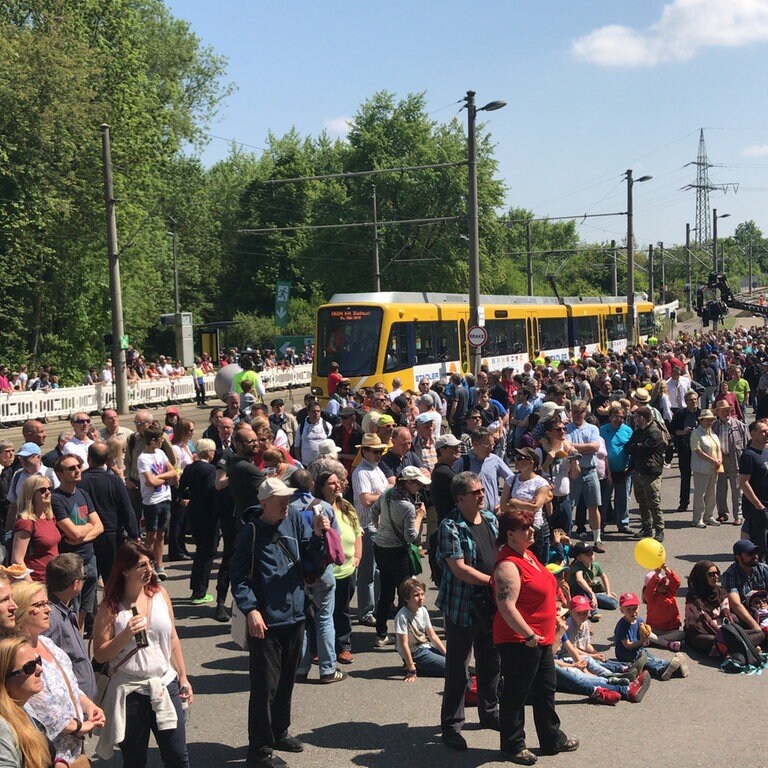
[633,538,666,571]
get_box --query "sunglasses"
[707,570,719,577]
[6,656,42,680]
[74,419,91,425]
[34,488,51,495]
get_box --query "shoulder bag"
[231,523,257,651]
[48,651,92,768]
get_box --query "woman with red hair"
[492,507,578,765]
[92,541,192,768]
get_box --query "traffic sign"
[467,325,488,348]
[275,281,290,327]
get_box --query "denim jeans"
[596,594,619,611]
[559,654,626,677]
[640,650,670,679]
[356,527,379,621]
[120,677,189,768]
[297,565,337,677]
[602,472,630,529]
[333,572,356,652]
[555,664,628,698]
[412,644,446,677]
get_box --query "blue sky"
[167,0,768,250]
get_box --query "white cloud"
[743,144,768,157]
[572,0,768,67]
[323,116,352,138]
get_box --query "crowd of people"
[0,341,315,395]
[1,324,768,766]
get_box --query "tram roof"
[327,292,646,306]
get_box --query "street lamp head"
[636,175,653,183]
[480,100,507,112]
[720,213,731,220]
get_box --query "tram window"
[384,323,410,372]
[316,306,383,377]
[413,321,437,364]
[571,315,600,346]
[484,319,526,355]
[436,321,459,362]
[605,314,627,342]
[538,317,568,350]
[639,311,655,336]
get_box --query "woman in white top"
[93,542,191,768]
[501,447,552,564]
[535,420,581,537]
[690,409,722,528]
[12,581,105,765]
[170,420,196,561]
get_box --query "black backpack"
[719,616,765,672]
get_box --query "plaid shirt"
[436,508,499,627]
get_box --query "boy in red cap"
[614,592,688,680]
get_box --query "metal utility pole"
[610,239,617,295]
[749,244,754,297]
[167,221,180,314]
[464,90,506,375]
[648,244,654,305]
[526,220,533,296]
[625,169,652,346]
[371,185,381,291]
[685,223,693,312]
[658,241,666,304]
[100,125,128,415]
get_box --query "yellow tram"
[311,292,654,398]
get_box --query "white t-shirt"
[394,605,432,660]
[137,449,172,505]
[62,437,94,470]
[505,473,550,528]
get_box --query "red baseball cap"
[619,592,640,608]
[569,595,591,612]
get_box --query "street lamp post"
[625,169,652,347]
[465,90,506,376]
[712,208,731,273]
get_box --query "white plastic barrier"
[0,365,312,425]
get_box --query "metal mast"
[683,128,738,252]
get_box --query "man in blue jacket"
[231,476,329,768]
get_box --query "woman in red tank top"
[492,507,578,765]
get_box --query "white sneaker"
[374,634,394,648]
[661,654,682,681]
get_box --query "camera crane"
[695,272,768,330]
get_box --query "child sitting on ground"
[554,613,651,705]
[394,578,446,682]
[614,592,688,680]
[747,590,768,635]
[568,541,618,621]
[642,564,685,651]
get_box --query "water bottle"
[180,685,191,725]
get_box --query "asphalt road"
[9,396,766,768]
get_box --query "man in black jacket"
[627,406,666,542]
[79,442,139,583]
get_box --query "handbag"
[89,641,140,707]
[48,652,92,767]
[231,522,257,651]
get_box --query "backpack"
[718,616,766,673]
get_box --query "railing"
[0,365,312,425]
